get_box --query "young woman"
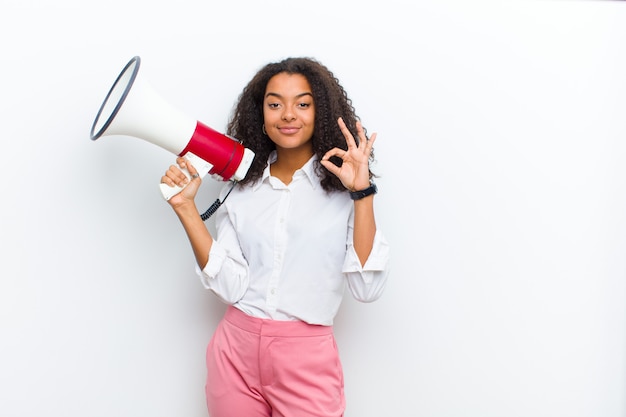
[161,57,390,417]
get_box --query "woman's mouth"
[279,126,300,135]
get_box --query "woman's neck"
[270,147,314,185]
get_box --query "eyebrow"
[265,92,313,99]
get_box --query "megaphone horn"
[90,56,255,201]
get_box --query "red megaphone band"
[180,122,245,180]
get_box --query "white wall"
[1,1,625,416]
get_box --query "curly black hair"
[226,57,375,193]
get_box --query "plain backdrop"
[1,0,625,416]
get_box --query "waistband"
[224,306,333,337]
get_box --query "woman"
[161,57,390,417]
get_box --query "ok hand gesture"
[320,117,376,192]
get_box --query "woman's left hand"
[321,117,377,191]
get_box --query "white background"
[1,0,625,416]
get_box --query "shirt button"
[271,288,276,295]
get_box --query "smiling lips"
[278,126,300,134]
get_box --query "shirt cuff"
[198,241,228,281]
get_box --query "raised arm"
[320,117,377,266]
[161,157,214,269]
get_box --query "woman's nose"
[282,109,295,121]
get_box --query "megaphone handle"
[159,153,214,201]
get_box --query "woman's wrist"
[349,182,377,200]
[173,200,199,217]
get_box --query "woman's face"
[263,72,315,154]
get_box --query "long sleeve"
[196,202,250,304]
[342,228,391,303]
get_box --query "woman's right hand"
[160,157,202,207]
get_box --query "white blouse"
[197,153,391,326]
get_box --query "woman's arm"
[352,194,376,266]
[161,157,213,269]
[321,117,378,266]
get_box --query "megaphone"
[90,56,255,201]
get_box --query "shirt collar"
[253,151,319,191]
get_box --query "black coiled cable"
[200,181,237,221]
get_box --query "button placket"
[266,188,290,310]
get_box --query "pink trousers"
[205,306,345,417]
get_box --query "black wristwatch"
[349,183,378,200]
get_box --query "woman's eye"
[267,103,280,109]
[298,102,311,108]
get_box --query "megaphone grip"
[159,153,214,201]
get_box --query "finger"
[161,167,182,187]
[337,117,357,149]
[175,157,201,184]
[319,158,340,177]
[166,164,189,187]
[186,159,199,178]
[322,147,345,161]
[356,121,377,153]
[366,132,378,154]
[356,120,367,148]
[160,175,173,186]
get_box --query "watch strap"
[349,183,378,200]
